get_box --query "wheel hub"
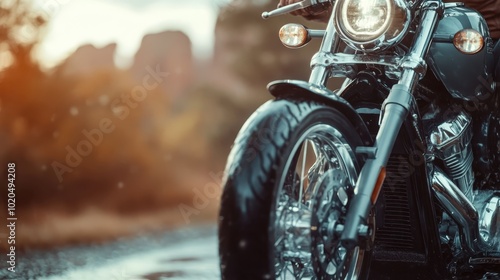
[310,169,350,279]
[272,124,362,279]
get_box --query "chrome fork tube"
[341,1,443,248]
[398,0,444,90]
[308,15,340,86]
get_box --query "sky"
[33,0,231,68]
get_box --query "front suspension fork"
[338,2,443,247]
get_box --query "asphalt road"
[0,225,220,280]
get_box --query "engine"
[428,110,475,200]
[424,103,500,257]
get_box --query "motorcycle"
[218,0,500,279]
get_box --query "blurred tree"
[0,0,46,72]
[0,0,48,142]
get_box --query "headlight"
[339,0,392,42]
[334,0,410,52]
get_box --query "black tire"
[219,99,367,280]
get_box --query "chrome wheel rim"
[272,124,362,279]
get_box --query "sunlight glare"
[34,0,229,68]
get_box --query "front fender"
[267,80,373,146]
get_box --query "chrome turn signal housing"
[453,29,484,54]
[279,23,311,48]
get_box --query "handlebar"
[261,0,331,19]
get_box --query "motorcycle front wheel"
[219,99,369,280]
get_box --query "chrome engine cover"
[429,111,475,200]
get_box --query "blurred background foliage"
[0,0,325,250]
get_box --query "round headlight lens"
[339,0,393,42]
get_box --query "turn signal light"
[279,24,311,48]
[453,29,484,54]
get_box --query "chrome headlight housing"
[334,0,411,52]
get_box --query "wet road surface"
[1,225,219,280]
[4,222,500,279]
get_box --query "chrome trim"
[429,112,472,159]
[310,53,408,79]
[308,29,326,38]
[400,55,428,80]
[311,53,402,68]
[468,257,500,265]
[444,2,465,8]
[421,0,444,10]
[309,10,341,86]
[479,195,500,249]
[309,53,427,79]
[432,168,487,254]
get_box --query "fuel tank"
[428,5,495,101]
